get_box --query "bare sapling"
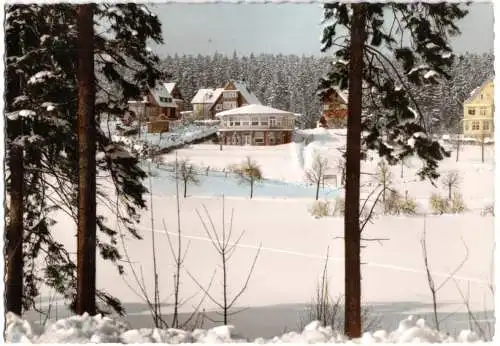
[441,170,460,200]
[374,159,393,211]
[420,215,469,331]
[113,160,211,329]
[308,247,342,329]
[149,161,162,327]
[187,196,262,324]
[230,157,263,199]
[174,157,200,198]
[161,157,215,328]
[305,153,329,201]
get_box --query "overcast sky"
[149,2,494,57]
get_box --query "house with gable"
[127,81,181,133]
[319,87,348,128]
[463,77,494,140]
[164,82,185,118]
[190,80,262,120]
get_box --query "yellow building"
[463,77,494,139]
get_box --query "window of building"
[234,121,241,126]
[483,121,490,131]
[269,117,277,127]
[468,108,476,115]
[251,117,259,126]
[472,121,480,131]
[223,101,237,110]
[229,117,234,126]
[223,91,237,99]
[323,104,330,111]
[464,121,469,131]
[216,104,223,110]
[480,107,487,116]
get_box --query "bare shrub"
[309,200,332,219]
[449,192,466,214]
[399,193,418,215]
[481,203,494,216]
[429,193,449,215]
[384,190,402,215]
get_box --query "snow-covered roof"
[215,104,293,117]
[337,89,348,104]
[150,83,177,108]
[232,81,262,105]
[191,88,224,104]
[464,76,494,103]
[163,82,176,94]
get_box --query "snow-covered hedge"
[112,124,219,158]
[5,313,483,344]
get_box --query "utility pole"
[76,3,97,315]
[344,3,365,339]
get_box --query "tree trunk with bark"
[76,4,97,316]
[6,129,24,315]
[344,3,365,339]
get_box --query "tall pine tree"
[5,3,164,315]
[319,2,468,337]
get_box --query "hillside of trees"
[160,52,493,133]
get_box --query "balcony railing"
[219,123,294,130]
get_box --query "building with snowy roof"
[319,87,348,129]
[463,77,494,140]
[190,80,262,120]
[128,81,185,133]
[216,104,297,146]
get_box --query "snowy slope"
[23,127,494,340]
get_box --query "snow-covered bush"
[449,192,467,213]
[385,190,418,215]
[332,196,345,216]
[481,203,494,216]
[429,193,449,215]
[309,200,332,218]
[399,194,418,215]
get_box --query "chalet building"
[319,88,348,128]
[463,77,494,140]
[164,82,185,117]
[191,88,224,119]
[216,104,296,146]
[128,82,184,133]
[190,80,262,119]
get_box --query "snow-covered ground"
[23,128,495,341]
[6,312,484,343]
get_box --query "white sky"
[150,2,494,57]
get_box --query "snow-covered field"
[21,128,495,342]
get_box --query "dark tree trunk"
[6,135,24,315]
[184,180,187,198]
[6,28,24,317]
[76,4,97,316]
[316,181,320,200]
[250,180,253,199]
[344,3,365,339]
